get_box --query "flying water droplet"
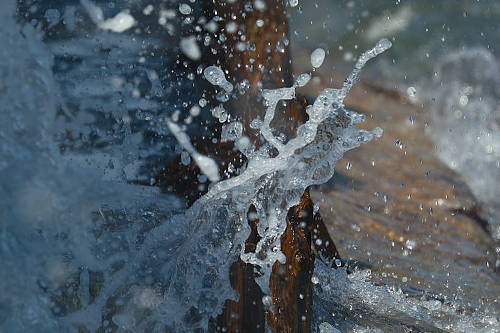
[262,295,272,307]
[211,105,228,123]
[311,48,326,68]
[405,239,416,250]
[179,3,192,15]
[407,86,417,98]
[180,36,201,61]
[295,73,311,87]
[221,122,243,142]
[203,66,234,93]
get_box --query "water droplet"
[190,105,201,117]
[311,48,326,68]
[405,239,416,250]
[407,86,417,98]
[180,36,201,61]
[179,3,192,15]
[225,21,238,34]
[181,151,190,165]
[295,73,311,87]
[262,295,272,307]
[221,122,243,142]
[203,66,233,93]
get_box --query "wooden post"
[198,1,341,332]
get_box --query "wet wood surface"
[291,62,500,308]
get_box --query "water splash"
[185,40,391,308]
[423,47,500,241]
[166,120,220,182]
[0,5,391,325]
[312,261,500,332]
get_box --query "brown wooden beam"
[199,1,341,332]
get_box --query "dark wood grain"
[200,1,340,332]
